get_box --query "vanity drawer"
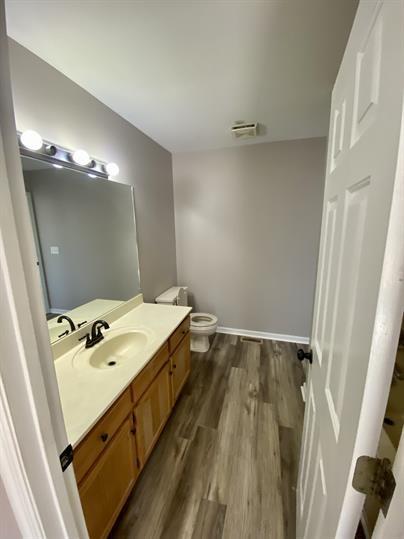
[131,343,169,404]
[169,316,190,354]
[74,388,132,484]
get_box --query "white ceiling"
[5,0,357,153]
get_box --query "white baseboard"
[217,326,310,345]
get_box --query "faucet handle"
[78,333,91,346]
[77,320,88,329]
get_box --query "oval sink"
[89,331,148,369]
[72,328,150,370]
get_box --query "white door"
[297,1,404,538]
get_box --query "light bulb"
[53,164,63,169]
[71,149,91,166]
[20,130,43,151]
[105,162,119,177]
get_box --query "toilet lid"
[190,313,218,327]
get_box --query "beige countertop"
[54,298,191,448]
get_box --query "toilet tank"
[155,286,188,306]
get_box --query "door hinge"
[59,444,73,472]
[352,456,396,516]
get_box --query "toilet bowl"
[190,313,218,353]
[155,287,218,353]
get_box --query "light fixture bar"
[17,131,119,180]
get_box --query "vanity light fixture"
[18,130,112,179]
[71,149,91,166]
[45,144,57,156]
[104,162,119,177]
[20,130,43,151]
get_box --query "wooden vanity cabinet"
[79,417,138,539]
[134,360,172,466]
[171,332,191,403]
[75,316,190,539]
[74,388,132,484]
[169,316,190,354]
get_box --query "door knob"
[297,349,313,364]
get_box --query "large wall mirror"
[21,155,141,343]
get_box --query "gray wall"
[25,166,140,311]
[8,39,177,302]
[173,138,326,338]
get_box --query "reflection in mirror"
[21,155,141,343]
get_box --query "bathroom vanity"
[53,298,191,539]
[19,145,190,538]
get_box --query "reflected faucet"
[57,314,76,332]
[79,320,110,349]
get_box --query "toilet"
[155,287,218,353]
[189,312,218,353]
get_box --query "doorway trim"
[0,3,88,537]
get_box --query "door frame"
[25,191,51,312]
[0,3,88,537]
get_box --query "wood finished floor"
[110,333,305,539]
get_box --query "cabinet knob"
[100,432,109,442]
[173,364,177,369]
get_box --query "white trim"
[0,376,44,538]
[217,325,310,344]
[0,8,87,537]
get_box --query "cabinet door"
[79,417,137,539]
[171,332,191,403]
[134,361,172,467]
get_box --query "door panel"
[171,332,191,403]
[134,361,172,466]
[297,1,404,537]
[79,417,136,539]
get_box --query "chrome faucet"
[79,320,110,349]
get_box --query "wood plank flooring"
[110,333,305,539]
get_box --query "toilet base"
[191,333,211,353]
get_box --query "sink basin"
[73,328,150,370]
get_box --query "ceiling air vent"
[231,121,258,139]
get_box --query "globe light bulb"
[72,149,91,166]
[20,130,43,151]
[105,162,119,177]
